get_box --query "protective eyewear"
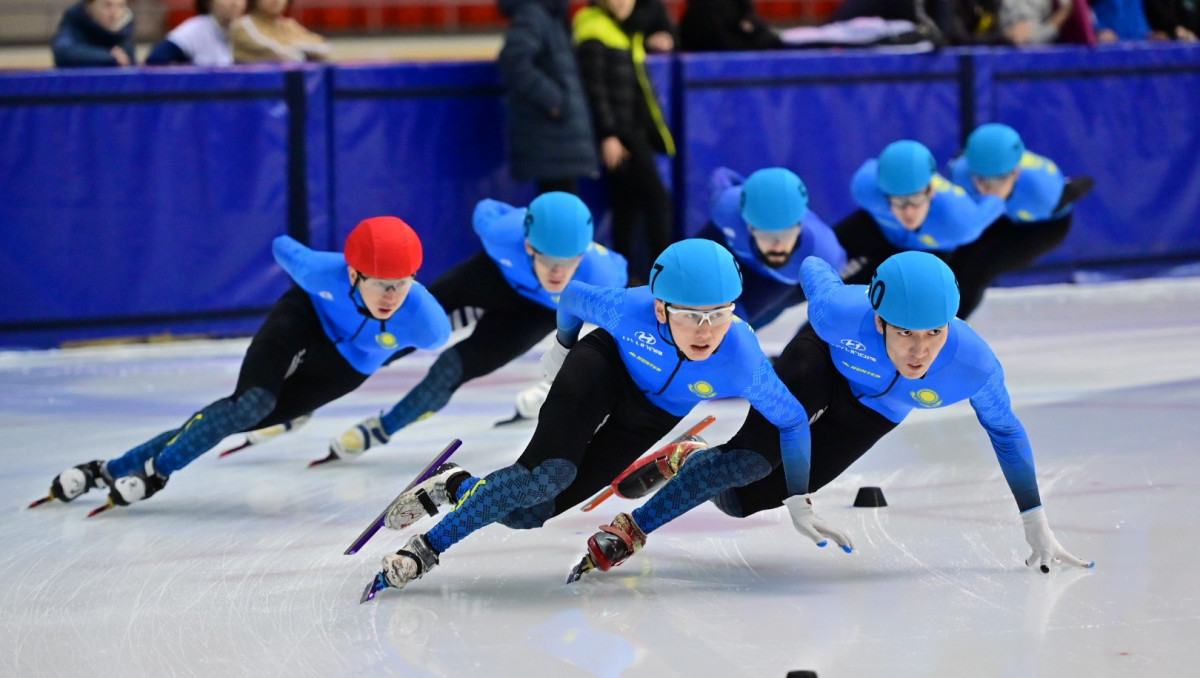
[665,303,736,327]
[886,189,932,209]
[532,249,584,270]
[358,275,414,294]
[749,224,802,246]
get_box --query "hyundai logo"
[840,339,866,352]
[635,331,656,345]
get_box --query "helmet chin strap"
[657,307,691,362]
[348,277,389,333]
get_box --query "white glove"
[1021,506,1094,572]
[539,338,571,382]
[783,494,854,553]
[329,414,389,461]
[514,381,551,419]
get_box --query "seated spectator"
[999,0,1073,44]
[680,0,783,51]
[52,0,136,68]
[831,0,973,45]
[146,0,246,66]
[230,0,329,63]
[1144,0,1199,40]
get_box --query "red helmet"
[344,216,423,279]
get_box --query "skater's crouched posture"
[372,239,813,592]
[35,217,449,514]
[581,252,1094,577]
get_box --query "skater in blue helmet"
[580,251,1093,577]
[696,166,846,330]
[947,123,1093,318]
[365,238,812,593]
[835,139,1005,285]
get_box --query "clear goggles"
[532,249,584,270]
[749,224,802,245]
[974,172,1016,189]
[886,188,932,209]
[665,303,736,327]
[358,275,414,294]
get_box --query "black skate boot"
[613,435,707,499]
[49,460,112,503]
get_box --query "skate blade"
[27,495,54,509]
[360,572,389,603]
[580,487,615,513]
[492,411,532,428]
[566,554,596,584]
[308,451,340,468]
[87,500,116,518]
[217,439,253,458]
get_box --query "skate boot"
[612,435,708,500]
[384,463,471,530]
[219,414,312,458]
[587,512,648,572]
[381,534,440,590]
[330,414,390,460]
[108,459,169,507]
[49,460,112,502]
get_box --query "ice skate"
[29,460,113,507]
[363,534,439,601]
[88,459,168,517]
[311,414,389,466]
[384,463,470,530]
[612,434,708,500]
[568,513,647,583]
[218,414,312,458]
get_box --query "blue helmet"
[740,167,809,231]
[650,239,743,306]
[868,251,959,330]
[524,192,594,258]
[877,140,936,196]
[965,123,1025,177]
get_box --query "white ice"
[3,277,1200,678]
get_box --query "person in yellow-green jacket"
[575,0,677,285]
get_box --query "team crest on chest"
[911,388,942,408]
[375,332,399,350]
[688,381,717,398]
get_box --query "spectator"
[52,0,136,68]
[146,0,247,66]
[999,0,1073,44]
[575,0,677,284]
[230,0,329,63]
[679,0,783,51]
[1144,0,1200,39]
[831,0,973,45]
[626,0,679,52]
[496,0,597,196]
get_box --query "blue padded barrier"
[677,50,967,237]
[0,67,316,346]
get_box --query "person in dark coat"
[679,0,782,52]
[574,0,676,283]
[626,0,679,52]
[497,0,599,195]
[52,0,137,67]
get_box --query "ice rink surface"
[3,277,1200,678]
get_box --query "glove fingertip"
[1040,564,1050,574]
[1085,561,1095,569]
[816,540,828,548]
[841,545,854,554]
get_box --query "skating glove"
[540,338,570,382]
[1021,506,1094,572]
[329,414,389,461]
[514,381,551,419]
[783,494,854,553]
